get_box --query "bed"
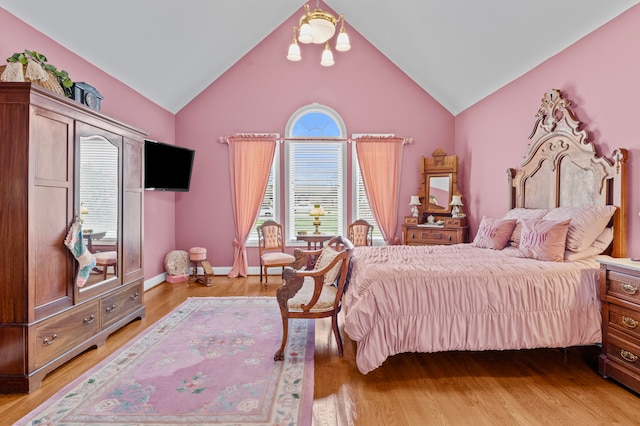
[342,89,628,374]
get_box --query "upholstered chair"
[347,219,374,247]
[274,236,354,361]
[257,220,295,287]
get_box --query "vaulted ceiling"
[2,0,638,115]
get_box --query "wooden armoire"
[0,83,146,393]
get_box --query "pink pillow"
[518,219,571,262]
[472,217,517,250]
[564,227,613,261]
[502,208,549,247]
[543,206,616,252]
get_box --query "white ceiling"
[1,0,638,115]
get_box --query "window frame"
[284,104,347,245]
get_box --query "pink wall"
[456,4,640,257]
[174,3,454,267]
[0,9,177,278]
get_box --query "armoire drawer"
[101,283,143,328]
[33,301,100,368]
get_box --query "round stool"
[189,247,213,286]
[94,251,117,280]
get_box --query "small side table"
[296,234,333,250]
[189,247,213,286]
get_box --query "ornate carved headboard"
[507,89,628,257]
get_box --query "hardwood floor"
[2,275,640,425]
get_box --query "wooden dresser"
[597,257,640,394]
[402,217,468,246]
[0,83,146,393]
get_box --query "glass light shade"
[80,204,89,214]
[309,204,325,216]
[450,195,464,206]
[287,42,301,61]
[308,17,336,43]
[335,29,351,52]
[298,22,313,44]
[320,44,334,67]
[409,195,421,206]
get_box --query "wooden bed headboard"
[507,89,628,257]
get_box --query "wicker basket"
[0,64,65,96]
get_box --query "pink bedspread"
[342,244,602,374]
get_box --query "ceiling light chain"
[286,1,351,66]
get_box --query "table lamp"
[309,204,325,234]
[449,194,464,218]
[409,195,421,218]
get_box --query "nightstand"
[597,257,640,394]
[402,217,468,246]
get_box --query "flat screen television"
[144,140,195,192]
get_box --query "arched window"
[284,104,346,241]
[252,103,381,245]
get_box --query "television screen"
[144,140,195,192]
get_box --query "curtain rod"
[220,135,413,144]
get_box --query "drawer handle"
[621,283,638,295]
[83,314,95,324]
[105,304,117,313]
[43,334,58,345]
[620,349,639,363]
[130,292,139,300]
[622,315,639,329]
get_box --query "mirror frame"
[419,148,460,218]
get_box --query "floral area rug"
[16,297,314,426]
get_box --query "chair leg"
[264,266,269,287]
[274,313,288,361]
[260,262,263,282]
[331,313,343,357]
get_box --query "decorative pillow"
[313,246,342,286]
[471,217,517,250]
[543,206,616,252]
[517,219,571,262]
[564,227,614,261]
[502,208,549,247]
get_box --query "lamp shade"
[287,42,301,61]
[335,28,351,51]
[298,22,314,43]
[409,195,421,206]
[450,195,464,206]
[309,204,325,216]
[320,44,334,66]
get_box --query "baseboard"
[143,266,270,290]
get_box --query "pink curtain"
[355,136,406,245]
[225,134,277,277]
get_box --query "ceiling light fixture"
[287,1,351,66]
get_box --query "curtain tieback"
[233,239,246,250]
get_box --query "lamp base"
[313,217,321,234]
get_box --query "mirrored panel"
[420,149,459,219]
[426,175,452,213]
[79,135,119,288]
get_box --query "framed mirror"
[426,174,452,212]
[420,148,459,217]
[78,133,120,290]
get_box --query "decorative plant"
[7,49,73,97]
